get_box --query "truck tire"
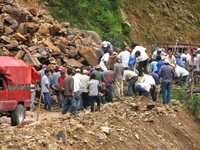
[11,104,25,126]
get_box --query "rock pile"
[0,0,102,67]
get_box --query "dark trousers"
[105,84,114,102]
[89,96,100,112]
[81,92,89,108]
[150,85,157,101]
[138,59,148,73]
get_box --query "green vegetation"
[172,86,200,119]
[42,0,131,48]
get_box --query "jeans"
[43,92,51,111]
[89,96,100,112]
[62,96,73,114]
[135,85,149,96]
[161,82,172,104]
[127,76,138,96]
[73,91,81,113]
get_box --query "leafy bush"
[172,86,200,119]
[42,0,131,48]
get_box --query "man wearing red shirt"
[58,69,66,110]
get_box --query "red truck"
[0,56,39,126]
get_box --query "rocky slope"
[123,0,200,45]
[0,0,101,68]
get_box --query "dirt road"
[0,97,200,150]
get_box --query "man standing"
[63,68,74,114]
[159,60,175,105]
[73,68,82,114]
[58,68,66,111]
[118,47,131,68]
[113,58,124,99]
[80,69,90,108]
[41,69,51,111]
[103,70,114,102]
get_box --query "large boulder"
[78,46,98,66]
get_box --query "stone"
[100,126,111,135]
[55,37,68,52]
[146,102,155,110]
[130,103,139,111]
[2,5,32,22]
[43,39,61,53]
[64,58,83,68]
[156,107,166,114]
[4,26,14,34]
[38,23,50,35]
[18,22,39,35]
[0,35,18,44]
[78,47,98,66]
[49,24,61,36]
[3,14,18,30]
[29,8,37,16]
[84,31,102,45]
[14,32,27,41]
[0,22,3,34]
[56,131,66,142]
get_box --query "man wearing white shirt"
[72,68,82,114]
[135,72,157,101]
[99,52,110,71]
[175,65,189,84]
[41,70,51,111]
[118,47,131,68]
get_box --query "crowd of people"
[33,41,200,116]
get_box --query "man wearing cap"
[159,59,175,105]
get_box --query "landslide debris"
[1,97,200,150]
[0,0,101,67]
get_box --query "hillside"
[42,0,200,47]
[123,0,200,45]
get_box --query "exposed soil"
[0,97,200,150]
